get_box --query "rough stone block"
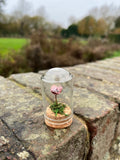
[8,72,118,160]
[0,77,90,160]
[0,76,43,120]
[69,65,120,85]
[107,57,120,63]
[74,75,120,103]
[116,113,120,137]
[9,72,42,93]
[0,119,33,160]
[9,69,120,104]
[107,136,120,160]
[9,68,119,160]
[22,115,89,160]
[107,110,120,160]
[87,61,120,72]
[73,88,118,160]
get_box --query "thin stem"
[55,94,58,105]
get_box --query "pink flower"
[51,85,63,95]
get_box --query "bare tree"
[0,0,5,15]
[89,4,120,30]
[89,4,119,19]
[36,6,48,18]
[12,0,32,19]
[10,0,33,36]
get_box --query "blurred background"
[0,0,120,77]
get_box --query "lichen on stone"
[17,151,29,159]
[0,136,9,146]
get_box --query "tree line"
[1,0,120,40]
[61,4,120,39]
[0,0,61,37]
[61,16,120,39]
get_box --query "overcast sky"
[3,0,120,27]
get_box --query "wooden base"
[45,105,73,128]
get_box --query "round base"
[45,105,73,129]
[45,118,73,128]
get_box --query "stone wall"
[0,57,120,160]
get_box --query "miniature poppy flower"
[51,85,63,105]
[51,85,63,95]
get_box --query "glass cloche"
[41,67,73,128]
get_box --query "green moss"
[50,102,68,116]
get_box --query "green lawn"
[111,50,120,57]
[0,38,29,57]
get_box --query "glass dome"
[41,68,73,128]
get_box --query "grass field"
[0,38,120,59]
[112,50,120,57]
[0,38,29,57]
